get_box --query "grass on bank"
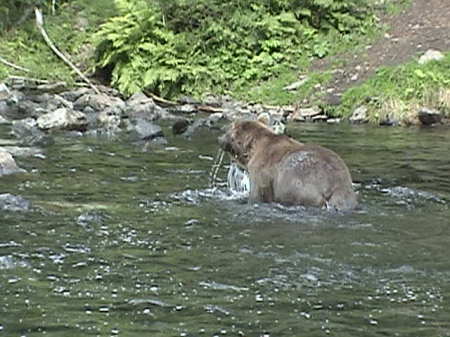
[236,23,381,105]
[233,0,412,105]
[334,52,450,123]
[93,0,397,102]
[0,0,115,83]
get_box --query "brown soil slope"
[313,0,450,99]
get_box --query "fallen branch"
[262,104,295,112]
[0,56,30,73]
[7,75,54,84]
[197,105,224,113]
[8,75,86,85]
[6,75,67,92]
[144,90,177,106]
[34,7,101,95]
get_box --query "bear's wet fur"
[218,120,358,211]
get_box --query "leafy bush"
[0,0,74,32]
[95,0,376,98]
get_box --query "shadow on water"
[1,123,450,336]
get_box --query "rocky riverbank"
[0,72,448,185]
[0,79,270,177]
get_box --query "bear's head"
[218,120,273,167]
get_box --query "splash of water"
[227,162,250,195]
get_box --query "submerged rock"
[181,114,224,138]
[0,255,30,269]
[128,118,164,141]
[0,149,25,176]
[77,210,109,231]
[0,193,31,211]
[172,118,191,135]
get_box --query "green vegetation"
[335,53,450,123]
[3,0,446,125]
[0,0,116,84]
[241,68,333,105]
[94,0,379,99]
[0,0,37,31]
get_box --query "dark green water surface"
[1,123,449,337]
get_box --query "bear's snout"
[218,133,232,152]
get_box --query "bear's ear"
[257,113,271,126]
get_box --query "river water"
[1,121,449,337]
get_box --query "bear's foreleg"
[249,172,274,204]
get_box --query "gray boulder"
[0,83,10,100]
[0,82,12,117]
[11,118,53,146]
[126,92,173,121]
[37,108,88,131]
[16,100,43,119]
[60,88,91,102]
[418,107,442,126]
[82,106,99,129]
[0,149,25,176]
[33,93,74,112]
[1,85,38,120]
[96,105,122,133]
[290,106,322,122]
[418,50,444,65]
[170,104,197,114]
[74,93,124,112]
[350,105,369,124]
[0,113,9,125]
[71,93,126,134]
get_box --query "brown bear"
[218,119,358,211]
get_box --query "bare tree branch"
[34,7,101,95]
[0,56,30,73]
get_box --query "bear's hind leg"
[327,188,358,211]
